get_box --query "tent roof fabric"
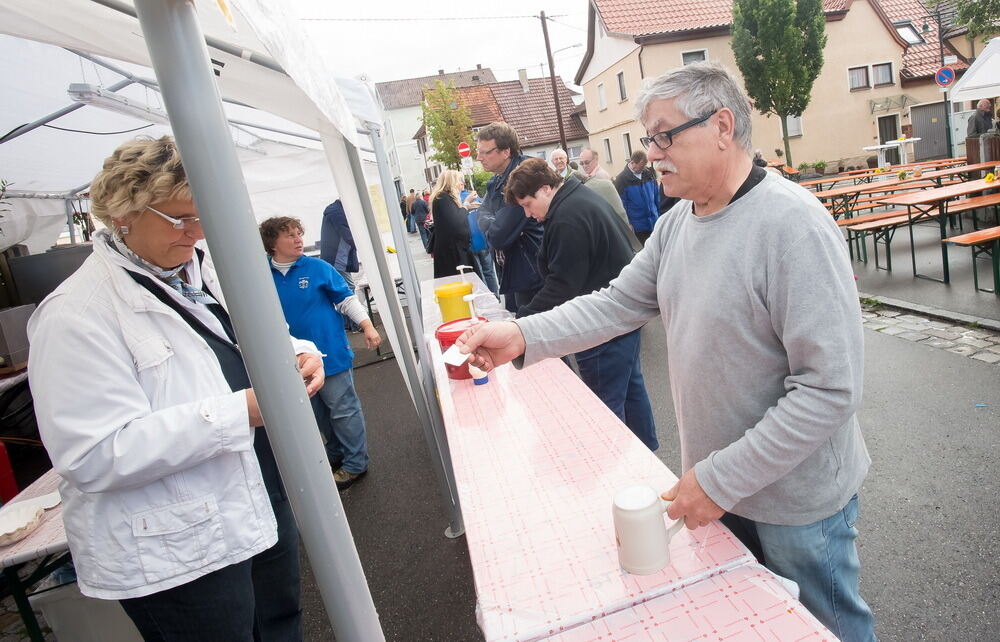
[375,69,497,111]
[950,37,1000,104]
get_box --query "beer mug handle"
[660,499,686,537]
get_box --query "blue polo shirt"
[269,255,354,376]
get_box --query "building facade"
[414,73,589,183]
[576,0,973,172]
[375,67,496,196]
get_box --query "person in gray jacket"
[456,63,876,642]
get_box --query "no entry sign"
[457,142,471,158]
[935,66,955,88]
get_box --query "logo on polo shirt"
[298,277,310,289]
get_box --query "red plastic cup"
[435,317,487,380]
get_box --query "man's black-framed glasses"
[640,111,716,151]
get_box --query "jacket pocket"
[131,496,228,584]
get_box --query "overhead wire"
[43,123,157,135]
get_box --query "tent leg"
[132,2,384,640]
[336,132,464,538]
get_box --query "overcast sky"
[294,0,590,88]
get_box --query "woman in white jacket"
[27,136,323,640]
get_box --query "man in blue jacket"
[261,216,382,490]
[614,150,662,245]
[475,122,544,313]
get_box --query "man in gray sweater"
[456,63,875,642]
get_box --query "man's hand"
[360,320,382,351]
[455,321,526,372]
[296,352,325,396]
[661,468,724,530]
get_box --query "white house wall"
[386,105,430,194]
[580,13,639,86]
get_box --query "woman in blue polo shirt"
[260,216,381,489]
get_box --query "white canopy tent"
[951,38,1000,104]
[0,35,381,253]
[0,1,463,638]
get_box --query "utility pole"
[540,11,568,152]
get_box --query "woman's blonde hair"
[89,136,192,229]
[429,169,463,216]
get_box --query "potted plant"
[866,156,878,169]
[797,162,812,173]
[813,161,827,175]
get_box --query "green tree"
[931,0,1000,41]
[731,0,827,166]
[421,81,475,170]
[471,168,492,196]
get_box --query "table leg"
[3,565,45,642]
[992,240,1000,296]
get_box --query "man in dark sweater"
[505,158,657,450]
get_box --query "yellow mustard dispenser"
[434,281,473,322]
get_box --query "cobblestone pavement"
[861,302,1000,365]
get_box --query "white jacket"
[27,236,312,599]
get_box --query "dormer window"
[895,22,924,45]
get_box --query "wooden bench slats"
[943,225,1000,246]
[835,210,908,227]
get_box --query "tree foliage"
[421,81,475,170]
[940,0,1000,40]
[731,0,827,166]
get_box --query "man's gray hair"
[635,62,753,152]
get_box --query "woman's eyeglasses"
[146,205,201,230]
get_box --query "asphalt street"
[297,233,999,641]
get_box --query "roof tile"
[375,68,497,110]
[594,0,849,37]
[489,78,589,148]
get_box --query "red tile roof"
[455,85,504,127]
[593,0,850,37]
[874,0,968,78]
[490,77,589,148]
[412,77,588,148]
[375,68,496,110]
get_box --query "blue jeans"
[472,249,500,296]
[574,329,658,451]
[311,369,368,473]
[406,214,417,233]
[418,222,431,252]
[721,495,877,642]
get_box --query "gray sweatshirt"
[516,171,870,525]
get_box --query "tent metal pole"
[90,0,286,74]
[131,2,383,640]
[362,121,464,538]
[66,48,160,91]
[334,132,464,537]
[0,79,133,145]
[65,200,77,244]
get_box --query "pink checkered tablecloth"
[427,336,761,641]
[545,563,833,641]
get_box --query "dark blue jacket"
[477,154,544,294]
[319,200,359,273]
[614,166,661,233]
